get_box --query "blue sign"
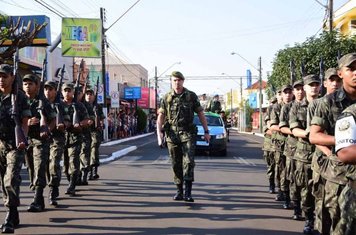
[249,92,257,109]
[105,72,110,96]
[246,69,252,88]
[124,87,142,99]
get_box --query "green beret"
[171,71,185,80]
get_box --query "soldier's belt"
[170,126,189,131]
[349,180,356,191]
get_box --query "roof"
[246,80,267,90]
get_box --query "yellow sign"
[62,18,101,57]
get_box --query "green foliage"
[245,101,254,127]
[267,30,356,97]
[136,107,147,133]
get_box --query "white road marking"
[152,155,170,164]
[233,156,256,166]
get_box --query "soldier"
[23,74,56,212]
[44,80,68,206]
[84,88,104,181]
[289,75,321,234]
[157,71,211,202]
[206,94,222,113]
[199,93,209,111]
[269,85,294,208]
[262,96,277,193]
[280,80,305,220]
[334,103,356,235]
[0,64,31,233]
[62,82,90,196]
[307,67,342,235]
[310,53,356,235]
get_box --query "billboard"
[137,87,149,109]
[124,87,141,100]
[62,18,101,57]
[1,15,51,46]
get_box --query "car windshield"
[193,115,222,126]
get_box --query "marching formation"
[262,53,356,235]
[0,56,105,233]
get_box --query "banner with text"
[62,18,101,57]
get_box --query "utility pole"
[230,89,233,113]
[329,0,333,32]
[100,7,108,141]
[154,66,158,115]
[258,56,263,133]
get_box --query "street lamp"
[231,52,263,133]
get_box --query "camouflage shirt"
[159,88,203,129]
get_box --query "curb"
[101,132,154,147]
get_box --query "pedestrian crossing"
[110,154,257,166]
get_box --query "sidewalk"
[230,127,264,138]
[99,133,154,164]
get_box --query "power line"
[105,0,141,32]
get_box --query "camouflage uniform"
[79,100,94,184]
[159,88,202,185]
[90,104,104,179]
[290,97,316,229]
[207,98,222,113]
[262,104,275,192]
[63,97,89,195]
[307,98,327,234]
[334,104,356,235]
[270,102,288,200]
[0,90,30,206]
[311,88,354,234]
[279,101,297,209]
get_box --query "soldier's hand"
[17,142,27,151]
[157,132,164,147]
[204,133,211,143]
[88,119,94,126]
[57,123,65,132]
[28,117,39,126]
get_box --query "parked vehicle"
[193,112,228,156]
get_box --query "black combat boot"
[303,212,314,234]
[282,191,292,209]
[184,181,194,202]
[88,166,94,180]
[275,189,285,201]
[269,179,275,194]
[1,207,19,233]
[93,166,100,179]
[292,200,303,220]
[65,175,76,196]
[27,186,45,212]
[81,169,89,186]
[173,184,183,201]
[48,186,59,206]
[76,171,83,185]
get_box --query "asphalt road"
[1,130,305,234]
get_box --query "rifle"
[37,54,50,139]
[319,57,326,96]
[93,76,101,129]
[11,48,28,149]
[55,64,65,128]
[300,60,306,78]
[72,59,84,126]
[290,59,296,85]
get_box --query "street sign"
[124,87,141,99]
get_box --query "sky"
[0,0,347,95]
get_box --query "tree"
[136,107,147,133]
[267,31,356,97]
[0,14,47,62]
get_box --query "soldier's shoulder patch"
[338,119,351,131]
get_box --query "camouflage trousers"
[293,160,315,217]
[63,133,82,179]
[263,150,275,183]
[167,139,196,185]
[26,138,50,190]
[288,158,298,201]
[274,151,288,192]
[0,140,25,207]
[47,134,65,188]
[334,182,356,235]
[80,131,92,171]
[90,130,102,167]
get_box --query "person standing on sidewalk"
[157,71,210,202]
